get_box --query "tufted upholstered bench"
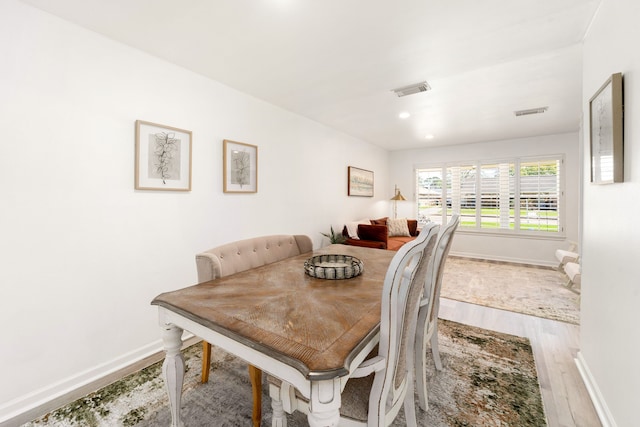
[195,234,313,427]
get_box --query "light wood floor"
[438,298,601,427]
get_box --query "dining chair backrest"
[370,222,440,424]
[423,214,460,331]
[414,213,460,411]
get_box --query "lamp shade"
[390,185,406,201]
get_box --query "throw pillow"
[357,224,388,243]
[387,218,410,237]
[370,217,388,226]
[407,219,418,236]
[345,219,370,239]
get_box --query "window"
[449,165,477,228]
[519,159,561,232]
[479,162,515,230]
[417,168,444,225]
[416,156,563,235]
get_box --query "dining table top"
[151,244,396,379]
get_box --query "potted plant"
[321,226,346,244]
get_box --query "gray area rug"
[25,319,546,426]
[441,257,580,324]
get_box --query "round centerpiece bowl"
[304,254,364,280]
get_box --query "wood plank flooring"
[438,298,601,427]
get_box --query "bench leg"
[201,341,211,383]
[249,365,263,427]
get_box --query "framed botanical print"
[135,120,192,191]
[589,72,624,184]
[223,139,258,193]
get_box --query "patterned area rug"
[24,320,546,427]
[441,257,580,324]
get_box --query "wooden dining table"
[151,244,395,427]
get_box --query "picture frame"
[589,72,624,184]
[348,166,374,197]
[135,120,192,191]
[223,140,258,193]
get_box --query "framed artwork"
[223,140,258,193]
[348,166,374,197]
[589,72,624,184]
[135,120,192,191]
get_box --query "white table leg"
[162,324,185,427]
[307,378,341,427]
[270,397,287,427]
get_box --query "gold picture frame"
[223,140,258,193]
[589,72,624,184]
[135,120,192,191]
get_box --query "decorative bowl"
[304,254,364,280]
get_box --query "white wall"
[579,0,640,425]
[0,1,390,422]
[389,133,580,265]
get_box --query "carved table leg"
[162,324,185,427]
[307,378,341,427]
[271,396,287,427]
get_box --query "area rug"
[441,257,580,325]
[24,319,546,427]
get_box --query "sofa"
[342,217,419,251]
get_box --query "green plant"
[321,226,346,244]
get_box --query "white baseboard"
[575,351,617,427]
[0,334,199,427]
[449,250,557,268]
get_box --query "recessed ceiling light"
[399,112,411,119]
[425,134,435,140]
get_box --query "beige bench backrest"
[195,235,313,283]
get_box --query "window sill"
[455,228,566,240]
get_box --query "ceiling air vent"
[514,106,548,117]
[392,81,431,97]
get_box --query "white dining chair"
[268,223,440,427]
[414,213,460,411]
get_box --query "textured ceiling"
[22,0,601,150]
